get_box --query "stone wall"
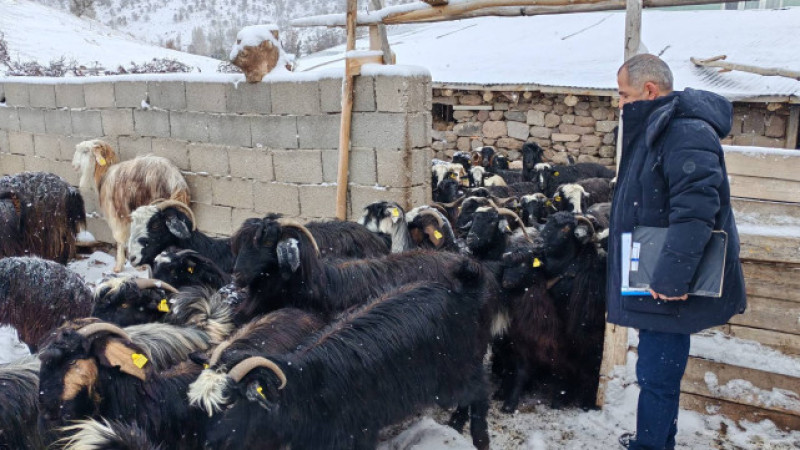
[431,88,797,166]
[0,71,432,242]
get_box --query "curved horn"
[154,200,197,231]
[276,219,320,256]
[207,341,233,368]
[497,208,532,242]
[438,196,467,209]
[575,215,597,237]
[173,248,201,257]
[77,322,132,341]
[427,203,450,219]
[133,278,179,295]
[494,197,518,207]
[416,210,444,228]
[227,356,287,389]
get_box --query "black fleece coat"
[606,89,747,334]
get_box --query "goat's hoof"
[500,403,518,414]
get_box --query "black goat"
[521,142,545,181]
[538,211,607,409]
[58,419,162,450]
[520,193,552,227]
[91,276,180,327]
[0,257,93,352]
[190,277,492,450]
[0,172,86,264]
[127,200,234,272]
[533,162,615,197]
[304,218,390,258]
[494,248,572,413]
[433,177,464,204]
[452,151,472,170]
[152,248,231,290]
[358,201,412,253]
[37,321,206,449]
[230,217,496,322]
[464,206,531,261]
[188,307,326,419]
[551,178,613,214]
[0,355,44,450]
[407,205,460,252]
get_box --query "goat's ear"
[165,210,191,240]
[94,339,148,381]
[277,238,301,280]
[574,222,594,245]
[497,218,512,234]
[246,380,277,411]
[423,224,445,248]
[90,144,110,167]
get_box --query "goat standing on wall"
[72,140,191,272]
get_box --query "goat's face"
[522,143,543,171]
[452,152,471,170]
[37,321,150,437]
[501,247,541,290]
[72,140,115,189]
[91,277,170,327]
[521,194,551,227]
[552,184,587,214]
[465,207,509,253]
[434,178,463,204]
[231,218,282,288]
[152,250,202,289]
[538,212,595,260]
[454,197,491,233]
[128,205,193,267]
[359,201,404,236]
[191,361,283,449]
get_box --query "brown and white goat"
[72,140,191,272]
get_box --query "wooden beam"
[739,233,800,265]
[624,0,642,61]
[292,0,741,27]
[369,0,395,65]
[680,393,800,431]
[596,323,629,406]
[729,174,800,204]
[423,0,450,5]
[692,55,800,82]
[727,295,800,335]
[726,325,800,356]
[787,106,799,150]
[724,149,800,181]
[336,0,358,221]
[682,357,800,415]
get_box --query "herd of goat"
[0,139,614,450]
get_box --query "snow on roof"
[296,8,800,101]
[0,0,222,76]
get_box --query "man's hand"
[649,289,688,301]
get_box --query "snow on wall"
[704,372,800,413]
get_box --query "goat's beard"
[74,152,96,192]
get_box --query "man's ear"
[643,81,661,100]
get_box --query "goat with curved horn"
[76,322,132,341]
[497,208,532,243]
[227,356,287,388]
[154,200,197,231]
[276,219,320,256]
[133,278,180,295]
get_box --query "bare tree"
[70,0,96,18]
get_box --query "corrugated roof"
[296,8,800,102]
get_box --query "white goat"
[72,140,191,272]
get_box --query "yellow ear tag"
[391,208,399,218]
[187,267,194,274]
[545,200,552,207]
[554,196,562,202]
[256,386,265,398]
[203,363,209,369]
[533,258,542,268]
[98,157,107,166]
[158,299,170,313]
[554,171,559,177]
[449,173,458,179]
[131,353,149,369]
[433,230,443,239]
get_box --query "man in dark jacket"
[607,54,747,449]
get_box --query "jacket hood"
[645,88,733,147]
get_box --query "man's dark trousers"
[630,329,691,450]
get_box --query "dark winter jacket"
[606,88,747,334]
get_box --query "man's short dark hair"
[619,54,674,92]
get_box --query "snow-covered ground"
[2,250,799,449]
[0,0,222,76]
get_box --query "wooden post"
[624,0,643,60]
[369,0,395,64]
[787,106,799,150]
[336,0,358,220]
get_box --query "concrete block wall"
[0,71,432,242]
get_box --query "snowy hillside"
[33,0,416,59]
[0,0,223,76]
